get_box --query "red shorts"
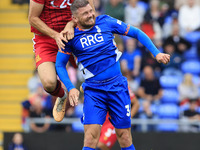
[33,35,58,68]
[33,35,77,68]
[99,119,117,149]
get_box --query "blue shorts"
[81,74,131,129]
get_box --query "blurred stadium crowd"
[21,0,200,133]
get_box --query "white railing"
[25,117,200,132]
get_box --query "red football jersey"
[31,0,73,34]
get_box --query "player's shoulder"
[96,15,112,22]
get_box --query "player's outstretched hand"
[62,21,75,41]
[54,32,68,51]
[69,88,79,107]
[155,53,170,65]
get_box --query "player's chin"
[87,20,95,26]
[86,22,95,28]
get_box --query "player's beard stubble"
[79,14,96,29]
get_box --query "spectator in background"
[29,98,51,133]
[120,38,142,78]
[8,133,28,150]
[163,24,191,55]
[137,66,163,118]
[22,84,52,132]
[181,99,200,132]
[140,0,150,4]
[125,0,145,27]
[161,37,183,76]
[178,73,199,105]
[94,0,104,16]
[175,0,200,10]
[141,51,162,78]
[27,69,41,95]
[142,0,162,40]
[105,0,125,21]
[197,39,200,57]
[178,0,200,36]
[123,71,139,94]
[162,12,179,39]
[29,84,53,111]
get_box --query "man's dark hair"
[70,0,89,14]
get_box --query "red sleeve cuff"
[32,0,44,4]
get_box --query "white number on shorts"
[125,104,130,117]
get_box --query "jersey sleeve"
[105,15,130,36]
[58,42,72,55]
[32,0,45,4]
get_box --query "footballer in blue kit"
[55,0,170,149]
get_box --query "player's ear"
[72,15,78,24]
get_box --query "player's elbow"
[28,15,37,26]
[28,14,33,24]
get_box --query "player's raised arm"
[126,26,170,64]
[88,0,95,12]
[105,15,170,64]
[55,51,79,106]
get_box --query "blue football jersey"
[59,15,130,79]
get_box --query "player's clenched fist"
[69,88,80,106]
[155,53,170,65]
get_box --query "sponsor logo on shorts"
[36,54,41,63]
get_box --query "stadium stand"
[157,104,180,132]
[161,89,179,104]
[181,60,200,75]
[159,75,182,89]
[0,1,34,149]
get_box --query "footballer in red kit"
[31,0,74,67]
[29,0,94,122]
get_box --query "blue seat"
[156,104,179,132]
[181,60,200,75]
[158,104,179,119]
[72,121,84,132]
[157,123,179,132]
[161,89,179,104]
[192,75,200,85]
[185,31,200,44]
[160,75,182,89]
[138,1,149,11]
[183,46,198,60]
[74,103,83,118]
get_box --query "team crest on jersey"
[95,25,101,33]
[117,20,122,25]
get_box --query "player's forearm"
[55,52,75,92]
[127,26,160,57]
[88,0,95,12]
[29,16,58,39]
[63,20,76,31]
